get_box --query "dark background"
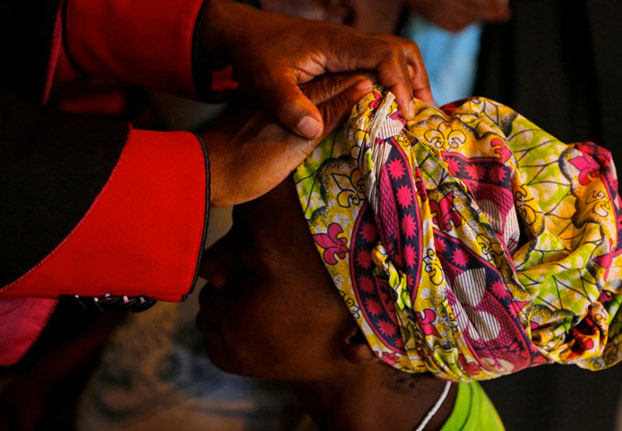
[477,2,622,430]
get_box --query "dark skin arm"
[200,0,431,140]
[405,0,511,32]
[201,73,375,206]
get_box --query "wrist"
[200,0,255,62]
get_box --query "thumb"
[317,78,373,138]
[260,70,325,140]
[282,78,373,170]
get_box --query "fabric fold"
[294,86,622,381]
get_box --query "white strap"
[413,381,452,431]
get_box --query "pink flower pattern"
[416,308,441,337]
[570,154,600,185]
[313,223,348,265]
[429,192,462,231]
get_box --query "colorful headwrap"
[294,87,622,381]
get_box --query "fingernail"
[355,79,373,92]
[404,100,415,120]
[296,116,322,139]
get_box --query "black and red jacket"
[0,0,234,364]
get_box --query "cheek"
[220,293,339,380]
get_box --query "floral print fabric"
[294,87,622,381]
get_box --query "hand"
[200,0,431,140]
[405,0,511,32]
[202,74,374,207]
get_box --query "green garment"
[440,382,505,431]
[294,381,504,431]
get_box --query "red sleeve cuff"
[64,0,205,98]
[1,129,208,302]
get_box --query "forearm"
[0,89,209,301]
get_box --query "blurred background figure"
[401,13,483,106]
[402,0,510,105]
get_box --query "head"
[199,87,622,386]
[197,177,386,381]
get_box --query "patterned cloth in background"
[294,87,622,381]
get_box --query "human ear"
[341,323,380,365]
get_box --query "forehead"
[233,178,309,250]
[232,178,342,302]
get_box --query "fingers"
[283,78,372,172]
[300,72,376,105]
[267,71,377,140]
[205,76,374,207]
[325,34,431,119]
[374,34,433,105]
[375,44,416,119]
[259,69,325,140]
[317,78,373,139]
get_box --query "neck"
[290,367,457,431]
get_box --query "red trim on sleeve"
[0,298,58,366]
[42,0,64,103]
[1,129,208,302]
[64,0,204,98]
